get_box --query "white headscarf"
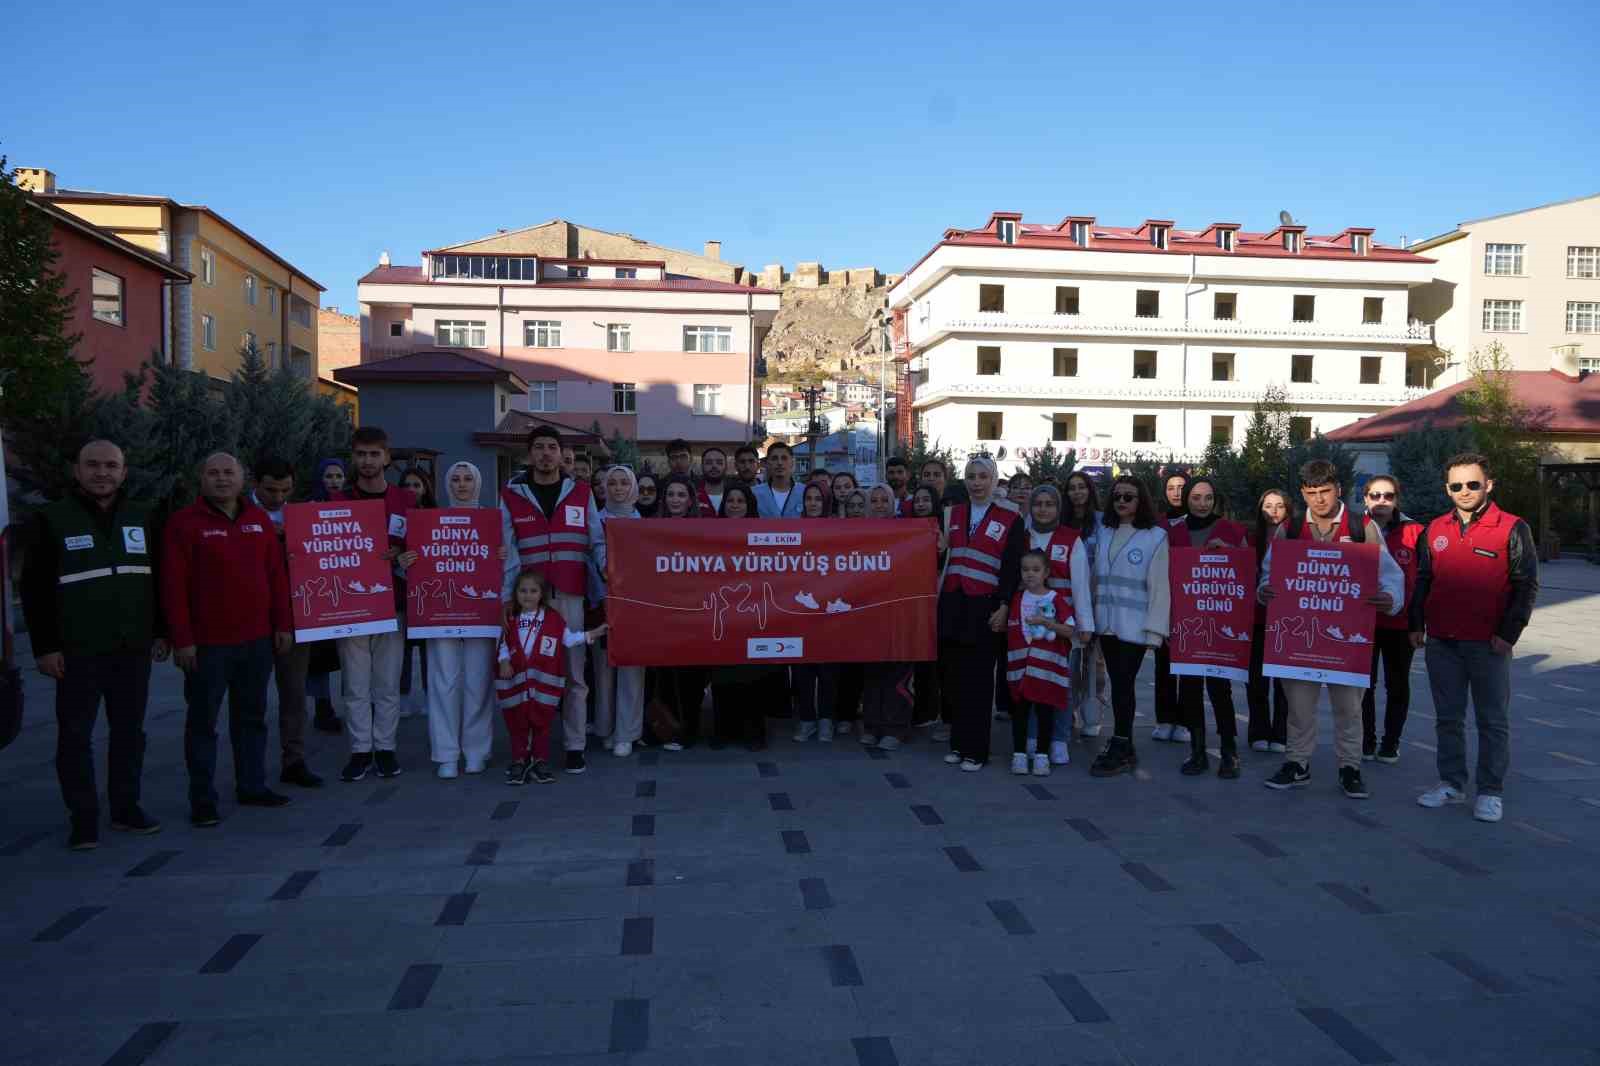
[600,464,639,516]
[444,461,485,507]
[964,455,998,502]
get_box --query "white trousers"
[339,629,404,753]
[551,592,590,752]
[424,637,495,765]
[592,643,644,744]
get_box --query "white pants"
[551,592,590,752]
[592,643,644,744]
[424,637,495,765]
[339,629,404,753]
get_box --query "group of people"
[19,427,1536,851]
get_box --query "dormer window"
[1069,221,1088,245]
[1151,225,1169,250]
[1218,229,1235,252]
[1284,231,1302,253]
[1352,234,1369,256]
[998,219,1017,245]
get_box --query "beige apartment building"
[1410,192,1600,384]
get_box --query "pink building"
[357,248,780,452]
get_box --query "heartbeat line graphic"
[611,582,936,642]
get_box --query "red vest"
[696,484,729,517]
[1006,589,1072,706]
[500,479,593,596]
[943,502,1019,595]
[1038,526,1082,596]
[1422,504,1517,641]
[494,608,567,711]
[1167,517,1247,550]
[1377,518,1424,630]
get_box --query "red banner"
[405,508,503,638]
[605,518,938,666]
[1262,539,1379,687]
[285,500,398,642]
[1168,547,1255,682]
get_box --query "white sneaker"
[931,723,951,742]
[793,721,817,742]
[1269,742,1287,753]
[944,752,964,765]
[1251,740,1270,753]
[836,721,853,735]
[612,742,633,758]
[1152,724,1173,742]
[877,736,902,751]
[858,732,879,747]
[1417,782,1466,808]
[1024,737,1037,756]
[1473,795,1504,823]
[818,719,835,742]
[436,762,459,779]
[662,741,684,752]
[1171,726,1192,743]
[1010,753,1029,775]
[960,758,983,773]
[1031,754,1051,777]
[1049,741,1070,766]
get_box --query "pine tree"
[1456,340,1545,520]
[1018,441,1076,484]
[1388,421,1475,522]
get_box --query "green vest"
[39,494,157,656]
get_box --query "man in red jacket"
[162,452,294,827]
[1411,453,1538,824]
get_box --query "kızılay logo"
[748,637,803,658]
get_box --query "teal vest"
[40,494,157,656]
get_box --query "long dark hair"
[400,466,437,509]
[1061,471,1100,530]
[658,474,698,518]
[1101,476,1156,529]
[1253,488,1291,561]
[801,482,828,518]
[718,483,760,518]
[910,483,939,518]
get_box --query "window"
[566,266,589,279]
[1136,290,1159,317]
[1133,350,1157,379]
[1054,286,1079,314]
[528,381,558,412]
[693,384,722,415]
[243,273,257,306]
[1132,415,1156,443]
[1052,413,1077,441]
[1363,297,1384,324]
[1211,353,1234,382]
[613,382,636,413]
[1213,292,1236,320]
[1406,356,1432,388]
[1352,234,1369,256]
[1151,226,1169,250]
[90,268,123,325]
[997,219,1016,245]
[201,313,216,350]
[1293,294,1315,322]
[1284,231,1302,253]
[288,346,312,379]
[289,295,312,328]
[977,411,1003,440]
[1581,356,1600,374]
[438,320,488,347]
[976,346,1002,375]
[1289,416,1312,443]
[1568,302,1600,334]
[1218,228,1235,252]
[1052,348,1078,376]
[978,284,1005,312]
[388,321,404,338]
[524,320,561,347]
[242,329,256,352]
[615,268,637,279]
[683,325,732,352]
[1481,299,1523,332]
[430,255,541,280]
[607,324,631,352]
[199,247,215,285]
[267,286,277,314]
[265,341,277,366]
[1210,416,1234,444]
[1569,246,1600,278]
[1483,243,1524,276]
[1069,221,1088,245]
[1291,354,1314,383]
[1360,356,1382,384]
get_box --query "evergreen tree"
[1456,341,1545,520]
[1018,441,1076,484]
[905,430,958,481]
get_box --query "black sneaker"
[110,807,162,835]
[531,760,555,784]
[1180,750,1209,776]
[1264,761,1310,790]
[280,762,324,788]
[237,789,291,808]
[68,819,99,851]
[504,760,525,783]
[191,804,222,828]
[341,753,373,782]
[1089,738,1137,778]
[374,751,402,778]
[1339,766,1370,799]
[564,751,586,775]
[1217,751,1241,780]
[1362,740,1376,762]
[1375,741,1400,765]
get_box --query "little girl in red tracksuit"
[497,570,605,786]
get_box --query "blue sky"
[8,0,1596,310]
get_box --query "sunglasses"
[1447,481,1483,493]
[1112,492,1138,503]
[1365,491,1396,501]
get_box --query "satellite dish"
[1278,210,1296,226]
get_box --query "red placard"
[1262,539,1379,687]
[405,508,503,639]
[285,499,398,642]
[605,518,938,666]
[1168,547,1256,682]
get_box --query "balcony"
[913,378,1430,409]
[908,309,1434,348]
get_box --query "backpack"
[1285,511,1367,544]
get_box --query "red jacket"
[161,497,290,648]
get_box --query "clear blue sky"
[8,0,1596,311]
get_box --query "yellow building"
[15,167,324,383]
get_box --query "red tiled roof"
[359,265,427,284]
[357,265,773,295]
[333,350,528,391]
[1326,371,1600,442]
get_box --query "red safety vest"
[494,608,568,712]
[1038,526,1083,595]
[943,502,1019,595]
[1167,517,1247,550]
[500,478,593,597]
[696,485,727,517]
[1378,517,1424,630]
[1422,503,1517,642]
[1006,589,1072,707]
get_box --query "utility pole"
[799,384,825,476]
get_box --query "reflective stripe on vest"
[942,504,1016,596]
[1005,589,1072,705]
[501,481,591,596]
[57,563,152,586]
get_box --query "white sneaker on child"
[1031,754,1051,776]
[1010,753,1029,775]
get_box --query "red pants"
[503,700,556,763]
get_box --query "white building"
[888,212,1437,468]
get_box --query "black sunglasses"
[1112,492,1138,503]
[1447,480,1483,493]
[1365,491,1396,501]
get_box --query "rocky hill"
[758,266,893,384]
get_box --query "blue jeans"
[184,638,273,806]
[1426,637,1511,795]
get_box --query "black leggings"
[1153,645,1181,725]
[1362,627,1416,747]
[1100,635,1149,740]
[1247,625,1287,745]
[1180,676,1237,750]
[1011,701,1055,753]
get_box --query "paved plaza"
[3,563,1599,1066]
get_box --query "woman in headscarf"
[635,473,661,518]
[591,465,646,757]
[307,458,348,732]
[424,460,504,778]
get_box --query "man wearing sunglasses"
[1410,453,1538,824]
[1360,476,1424,764]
